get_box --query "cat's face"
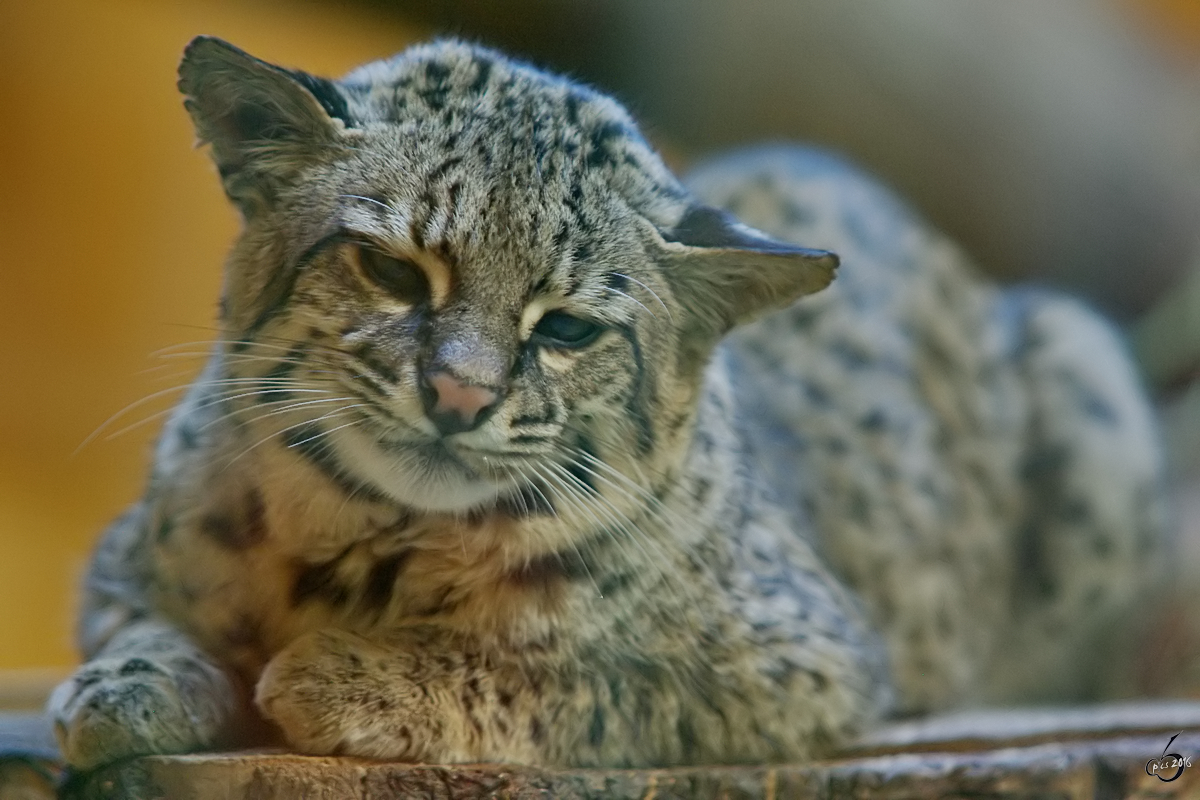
[179,37,836,513]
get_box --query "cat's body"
[49,38,1164,770]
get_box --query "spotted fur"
[49,37,1165,770]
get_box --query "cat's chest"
[150,469,578,680]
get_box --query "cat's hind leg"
[989,289,1167,701]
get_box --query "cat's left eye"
[354,244,429,305]
[531,310,604,349]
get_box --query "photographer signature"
[1146,732,1193,783]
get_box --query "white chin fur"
[329,425,505,512]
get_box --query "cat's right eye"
[354,244,429,305]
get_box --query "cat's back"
[693,144,1024,549]
[690,145,1164,711]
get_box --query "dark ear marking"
[654,204,838,343]
[283,68,356,129]
[665,204,818,254]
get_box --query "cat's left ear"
[655,204,837,337]
[177,36,352,210]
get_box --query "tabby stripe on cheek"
[239,231,343,345]
[618,324,655,455]
[282,423,390,504]
[256,342,307,404]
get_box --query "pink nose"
[421,371,500,435]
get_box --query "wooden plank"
[63,734,1200,800]
[852,700,1200,754]
[1,704,1197,798]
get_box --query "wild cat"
[49,36,1164,769]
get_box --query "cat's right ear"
[177,36,352,211]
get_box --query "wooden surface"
[58,734,1200,799]
[4,702,1200,798]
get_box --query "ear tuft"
[658,204,838,337]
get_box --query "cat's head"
[178,36,835,513]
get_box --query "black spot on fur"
[830,338,872,370]
[468,57,492,94]
[571,240,593,263]
[586,121,625,168]
[588,705,606,747]
[530,716,546,745]
[1020,444,1070,482]
[597,571,635,597]
[564,92,581,125]
[1015,521,1058,602]
[789,306,820,329]
[420,61,452,110]
[118,658,158,676]
[858,409,887,432]
[361,551,411,612]
[410,189,439,250]
[285,69,356,128]
[292,551,352,608]
[803,380,831,408]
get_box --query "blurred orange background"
[0,0,1197,682]
[0,0,423,674]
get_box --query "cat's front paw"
[48,655,233,770]
[255,629,431,760]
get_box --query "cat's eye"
[531,310,604,349]
[355,245,429,305]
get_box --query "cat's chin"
[331,424,510,513]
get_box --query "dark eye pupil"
[533,311,602,347]
[358,246,428,304]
